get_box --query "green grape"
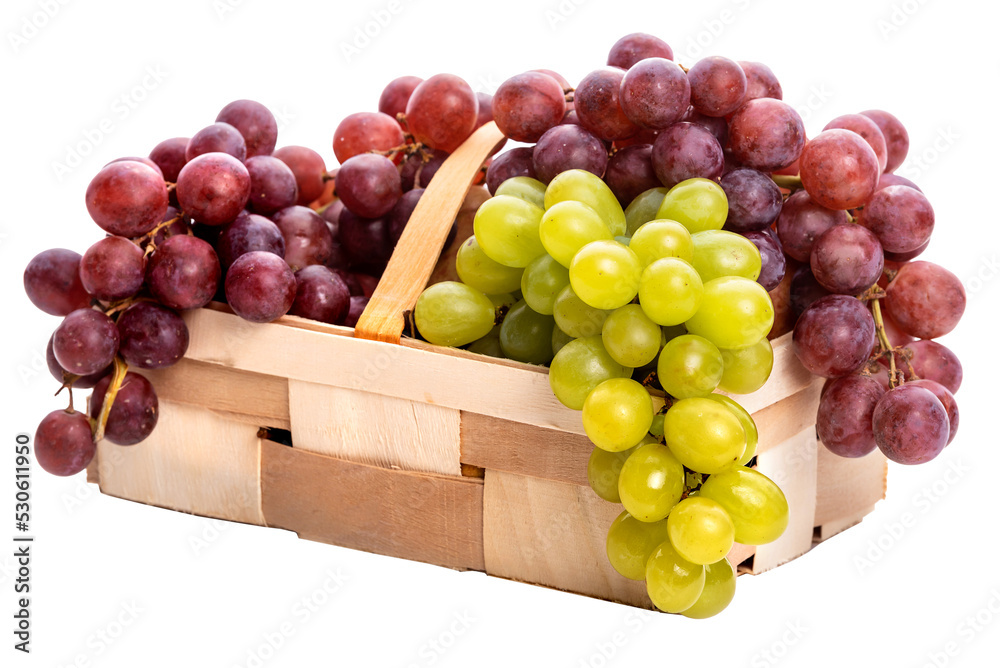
[499,300,555,365]
[605,510,671,580]
[666,496,736,565]
[638,258,704,326]
[473,194,546,268]
[663,397,745,474]
[682,558,736,619]
[690,230,762,282]
[699,467,789,545]
[521,254,570,316]
[494,175,547,208]
[684,276,774,350]
[488,292,518,312]
[618,442,685,522]
[414,282,496,347]
[625,187,668,236]
[656,178,728,233]
[602,304,662,368]
[544,169,627,236]
[552,285,609,338]
[455,236,525,295]
[551,326,574,356]
[629,220,694,267]
[614,235,631,246]
[582,378,654,452]
[657,334,724,399]
[466,331,504,358]
[538,201,613,268]
[646,538,706,613]
[569,240,642,310]
[649,412,665,438]
[548,336,626,410]
[588,440,645,503]
[719,337,774,395]
[706,394,759,466]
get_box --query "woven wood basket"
[85,122,887,610]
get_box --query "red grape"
[884,261,965,339]
[272,206,334,271]
[817,374,884,458]
[904,340,962,394]
[859,185,934,253]
[273,146,327,205]
[485,148,536,194]
[789,264,831,319]
[224,251,296,323]
[336,154,402,218]
[475,92,494,130]
[217,99,278,158]
[89,372,159,446]
[650,122,723,188]
[727,98,806,172]
[344,295,369,327]
[186,122,247,163]
[53,308,119,376]
[79,236,146,302]
[607,33,673,69]
[687,56,746,117]
[24,248,91,316]
[35,410,95,476]
[379,76,423,121]
[810,224,884,295]
[860,109,909,173]
[574,68,640,141]
[619,58,690,130]
[333,112,405,164]
[145,235,221,310]
[681,107,728,147]
[405,74,479,153]
[604,144,659,207]
[46,335,109,388]
[176,153,251,226]
[799,129,880,210]
[289,265,350,325]
[338,208,392,274]
[793,294,875,378]
[149,137,189,183]
[86,161,169,237]
[824,113,889,173]
[387,188,425,248]
[532,124,608,184]
[216,211,285,269]
[116,301,189,369]
[744,230,786,292]
[493,72,567,143]
[908,379,959,445]
[873,384,949,464]
[776,190,848,262]
[107,156,163,178]
[738,61,782,101]
[720,169,783,233]
[875,172,921,193]
[245,155,298,215]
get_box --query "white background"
[2,0,997,666]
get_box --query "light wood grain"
[287,380,462,476]
[753,377,824,456]
[260,439,484,571]
[814,443,887,526]
[95,400,265,525]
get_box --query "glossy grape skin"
[343,296,369,327]
[699,467,788,545]
[629,219,693,266]
[521,254,569,315]
[639,258,703,326]
[800,130,880,210]
[619,442,685,522]
[485,148,536,194]
[405,74,478,153]
[810,224,884,295]
[860,185,934,254]
[336,154,402,219]
[224,251,296,323]
[656,178,728,233]
[149,137,189,183]
[474,195,545,268]
[273,206,334,271]
[687,56,746,117]
[664,397,745,474]
[604,145,659,207]
[35,410,95,476]
[876,172,921,194]
[549,336,626,410]
[456,236,524,295]
[552,285,610,339]
[682,557,736,619]
[885,261,966,339]
[288,265,350,325]
[793,295,875,378]
[691,230,761,282]
[650,122,724,189]
[720,169,782,233]
[186,122,247,162]
[146,235,221,310]
[46,335,108,388]
[379,75,423,120]
[744,230,785,292]
[493,71,566,143]
[824,113,889,173]
[216,212,285,270]
[24,248,91,316]
[719,337,773,395]
[646,539,706,614]
[619,58,690,130]
[532,124,608,184]
[176,153,251,226]
[52,309,119,376]
[583,378,653,452]
[739,61,782,101]
[544,170,627,237]
[706,394,759,466]
[89,372,159,446]
[789,264,832,319]
[602,304,661,368]
[685,276,774,350]
[332,112,404,163]
[860,109,909,173]
[217,99,278,158]
[682,107,729,147]
[415,282,495,347]
[499,301,555,365]
[495,177,546,209]
[116,301,189,369]
[86,161,169,237]
[245,155,298,215]
[386,187,427,248]
[816,375,884,457]
[873,385,949,464]
[574,68,640,141]
[727,98,806,172]
[904,340,962,394]
[775,190,848,262]
[569,240,641,310]
[588,445,638,503]
[607,33,673,68]
[909,379,959,445]
[658,333,725,399]
[272,146,327,206]
[605,509,670,581]
[667,496,736,565]
[624,187,668,235]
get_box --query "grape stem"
[869,296,903,388]
[771,174,803,191]
[92,356,128,443]
[136,214,184,255]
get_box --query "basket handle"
[354,121,506,344]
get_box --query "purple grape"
[333,112,405,163]
[776,190,848,262]
[475,92,494,129]
[387,188,424,248]
[884,261,965,339]
[245,155,298,215]
[604,144,659,207]
[574,68,639,141]
[650,122,723,188]
[89,372,159,446]
[272,206,333,271]
[149,137,189,183]
[289,265,351,325]
[789,264,832,319]
[86,161,169,237]
[800,130,880,210]
[176,153,251,226]
[739,61,782,101]
[908,379,959,445]
[415,150,448,189]
[793,295,875,378]
[46,335,108,388]
[337,154,402,219]
[817,375,884,458]
[883,240,929,263]
[904,340,962,394]
[486,147,537,194]
[79,236,146,302]
[24,248,91,316]
[744,230,786,292]
[404,74,479,154]
[145,235,221,310]
[343,295,369,327]
[607,33,673,69]
[273,146,327,206]
[875,172,921,193]
[52,309,119,376]
[681,107,728,147]
[728,98,806,172]
[379,76,423,120]
[217,99,278,158]
[338,208,392,274]
[116,301,189,369]
[216,212,285,270]
[618,58,690,130]
[145,206,192,249]
[860,110,909,174]
[687,56,746,117]
[860,185,934,254]
[186,122,247,162]
[492,72,567,143]
[224,251,296,323]
[720,169,783,233]
[824,114,889,173]
[532,124,608,184]
[810,224,884,295]
[399,148,448,192]
[35,410,95,476]
[873,384,949,464]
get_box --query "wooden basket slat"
[814,445,887,527]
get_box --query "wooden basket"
[86,123,887,610]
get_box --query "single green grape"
[625,187,669,236]
[551,326,574,356]
[588,440,646,503]
[638,258,704,326]
[663,397,745,474]
[544,169,627,236]
[699,467,789,545]
[684,276,774,350]
[498,300,555,365]
[414,281,496,347]
[552,285,609,339]
[605,510,671,581]
[646,538,706,614]
[548,336,626,410]
[488,292,518,312]
[719,337,774,395]
[656,178,728,234]
[629,220,694,267]
[569,240,642,310]
[657,334,724,399]
[666,496,736,565]
[582,378,654,452]
[539,200,614,267]
[455,236,525,295]
[690,230,762,282]
[473,194,546,268]
[649,412,665,438]
[681,558,736,619]
[521,254,570,316]
[602,304,662,368]
[706,394,759,466]
[494,175,547,209]
[618,442,685,522]
[466,325,503,358]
